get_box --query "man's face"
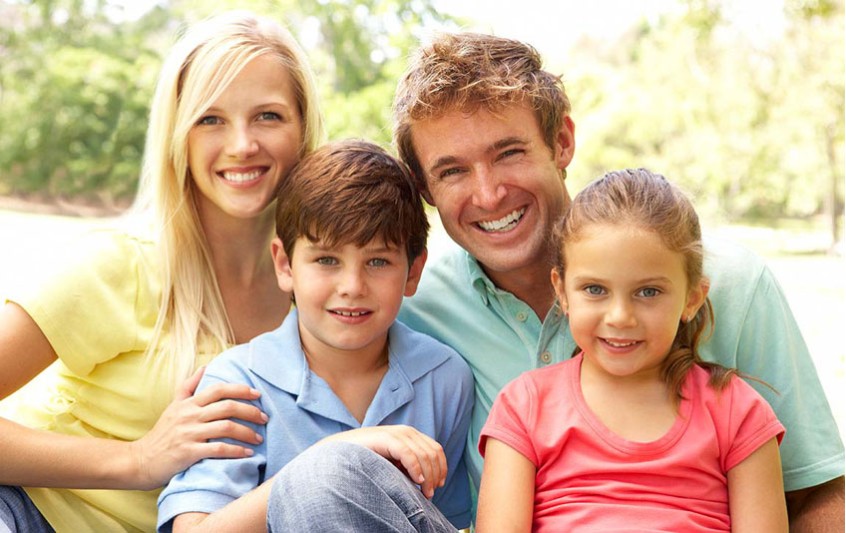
[411,103,575,284]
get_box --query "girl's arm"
[0,302,267,490]
[727,437,788,532]
[476,437,535,533]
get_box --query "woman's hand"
[321,425,447,499]
[130,367,268,489]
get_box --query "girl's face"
[551,223,707,382]
[187,53,303,224]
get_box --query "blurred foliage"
[0,0,843,244]
[564,0,843,243]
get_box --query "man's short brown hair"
[275,139,428,262]
[393,32,572,191]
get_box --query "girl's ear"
[270,237,294,293]
[550,267,568,315]
[683,278,710,322]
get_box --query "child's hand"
[322,425,447,499]
[130,367,268,489]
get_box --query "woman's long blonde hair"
[132,11,323,385]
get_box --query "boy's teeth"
[336,310,366,317]
[222,170,262,182]
[478,208,526,232]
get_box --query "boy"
[156,140,473,532]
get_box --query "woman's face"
[187,54,303,225]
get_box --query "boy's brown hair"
[275,139,429,262]
[392,32,571,191]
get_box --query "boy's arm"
[475,438,535,533]
[727,437,788,532]
[172,481,272,533]
[785,476,845,533]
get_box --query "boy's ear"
[683,278,710,322]
[403,249,428,297]
[550,267,568,315]
[270,236,294,293]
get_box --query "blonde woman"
[0,11,322,532]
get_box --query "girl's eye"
[368,258,389,268]
[585,285,605,296]
[316,257,337,266]
[196,115,222,126]
[638,287,660,298]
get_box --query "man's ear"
[553,115,576,172]
[270,236,294,293]
[550,267,568,315]
[403,249,428,297]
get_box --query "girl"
[476,168,788,532]
[0,11,322,532]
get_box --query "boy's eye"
[368,258,389,268]
[316,257,338,266]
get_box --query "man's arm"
[785,476,844,533]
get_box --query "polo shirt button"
[540,351,552,364]
[516,311,528,322]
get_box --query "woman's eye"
[196,115,222,126]
[259,111,281,121]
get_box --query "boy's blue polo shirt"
[399,237,844,494]
[157,309,474,531]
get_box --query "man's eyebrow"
[428,155,460,174]
[490,137,527,151]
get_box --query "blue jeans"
[267,442,458,532]
[0,486,53,533]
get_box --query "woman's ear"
[270,237,294,293]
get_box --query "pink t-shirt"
[479,354,784,532]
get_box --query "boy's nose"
[337,267,366,297]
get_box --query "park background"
[0,0,843,440]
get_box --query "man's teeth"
[222,170,262,183]
[606,339,637,347]
[334,310,368,317]
[477,208,526,232]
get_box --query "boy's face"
[271,236,426,359]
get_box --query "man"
[393,32,843,531]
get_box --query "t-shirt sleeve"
[479,375,540,466]
[7,229,153,376]
[717,376,786,473]
[703,238,844,490]
[156,361,266,533]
